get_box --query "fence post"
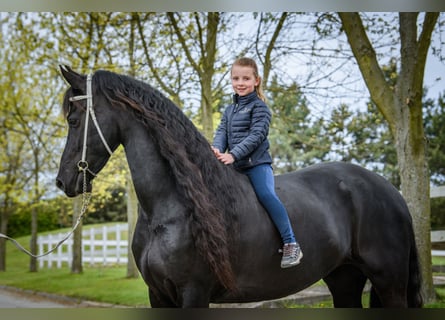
[102,225,107,265]
[47,234,53,269]
[89,227,95,266]
[38,236,44,268]
[116,224,122,264]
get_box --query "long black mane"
[92,70,241,290]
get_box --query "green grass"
[0,225,148,307]
[1,225,445,308]
[433,256,445,266]
[0,266,148,306]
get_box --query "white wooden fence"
[37,223,128,268]
[37,189,445,269]
[432,230,445,257]
[37,224,444,269]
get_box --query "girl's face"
[231,65,260,97]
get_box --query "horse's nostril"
[56,178,65,191]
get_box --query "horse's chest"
[137,220,197,278]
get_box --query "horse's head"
[56,66,118,197]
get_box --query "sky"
[424,51,445,101]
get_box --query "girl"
[212,57,303,268]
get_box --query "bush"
[5,200,66,237]
[431,197,445,229]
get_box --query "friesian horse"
[56,66,422,308]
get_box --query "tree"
[325,59,401,186]
[0,13,66,271]
[165,12,224,140]
[338,12,440,302]
[425,92,445,185]
[345,102,400,186]
[0,116,28,271]
[425,92,445,229]
[325,104,354,162]
[268,78,331,172]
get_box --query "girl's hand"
[211,147,235,165]
[211,146,220,156]
[216,153,235,165]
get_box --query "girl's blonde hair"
[231,57,266,102]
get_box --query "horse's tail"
[407,237,423,307]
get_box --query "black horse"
[56,66,422,308]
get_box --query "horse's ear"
[59,65,86,91]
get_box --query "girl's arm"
[212,109,229,153]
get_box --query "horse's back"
[278,161,414,253]
[278,161,410,222]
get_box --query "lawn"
[0,226,149,307]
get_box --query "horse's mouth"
[74,178,93,196]
[56,172,93,197]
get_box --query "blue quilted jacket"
[212,91,272,171]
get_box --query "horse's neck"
[121,123,175,212]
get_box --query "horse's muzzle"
[55,177,65,192]
[56,177,77,197]
[56,173,92,197]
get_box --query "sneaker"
[280,242,303,268]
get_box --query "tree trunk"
[395,12,438,303]
[199,12,219,140]
[338,12,439,303]
[394,109,434,302]
[29,206,38,272]
[200,79,214,140]
[126,175,139,278]
[0,214,8,271]
[71,196,83,274]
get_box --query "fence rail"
[37,223,128,268]
[38,224,444,268]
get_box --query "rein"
[0,176,91,258]
[0,73,113,259]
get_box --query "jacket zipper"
[227,103,238,148]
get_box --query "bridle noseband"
[69,73,113,176]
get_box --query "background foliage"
[0,12,444,258]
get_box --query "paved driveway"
[0,286,75,308]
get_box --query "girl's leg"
[244,164,296,244]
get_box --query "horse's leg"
[323,265,367,308]
[361,250,409,307]
[369,286,383,307]
[148,282,210,308]
[366,277,408,307]
[149,288,178,308]
[178,284,211,308]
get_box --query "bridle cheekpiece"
[69,73,113,176]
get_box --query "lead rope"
[0,170,91,258]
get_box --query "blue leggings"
[242,164,296,244]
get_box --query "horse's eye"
[67,118,79,128]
